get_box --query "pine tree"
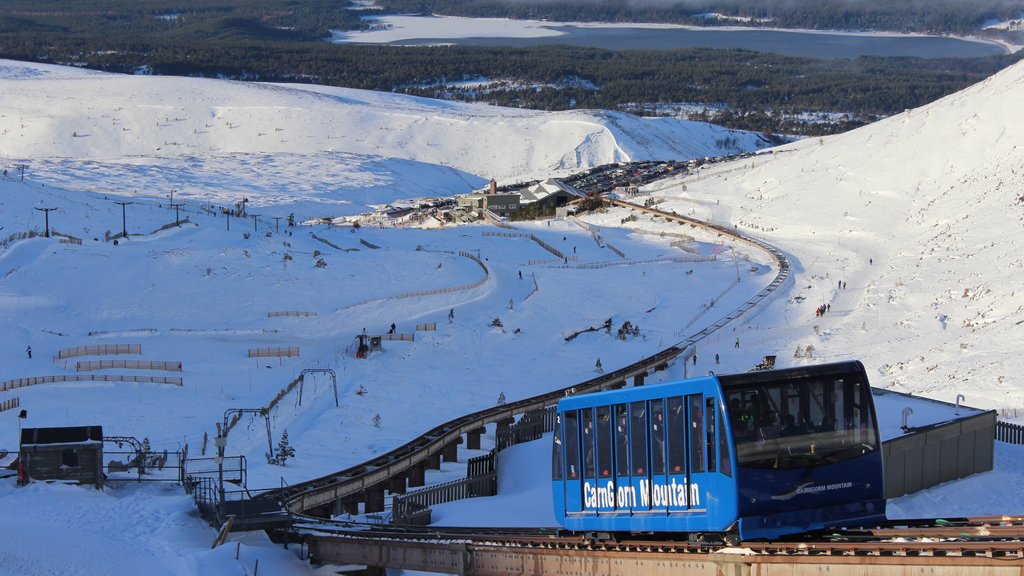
[268,429,296,466]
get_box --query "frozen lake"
[333,16,1009,59]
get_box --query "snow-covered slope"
[664,58,1024,410]
[0,60,771,208]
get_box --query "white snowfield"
[2,55,1024,575]
[0,63,769,215]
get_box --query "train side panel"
[553,377,739,534]
[554,361,885,541]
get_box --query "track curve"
[257,194,792,517]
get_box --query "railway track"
[254,193,792,520]
[297,516,1024,573]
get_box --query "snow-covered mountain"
[0,60,772,219]
[665,58,1024,410]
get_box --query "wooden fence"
[996,420,1024,444]
[496,407,557,451]
[54,344,141,361]
[416,323,436,332]
[76,360,182,372]
[529,234,564,259]
[528,256,577,265]
[267,311,317,318]
[247,347,299,358]
[390,251,489,300]
[0,397,20,413]
[0,229,50,250]
[381,333,414,342]
[391,471,497,525]
[482,231,528,238]
[1,374,182,391]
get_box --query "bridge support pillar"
[634,372,645,387]
[426,452,442,470]
[442,439,459,463]
[388,474,407,495]
[342,495,360,516]
[466,426,486,450]
[407,462,425,487]
[364,485,385,514]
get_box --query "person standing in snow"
[26,346,32,359]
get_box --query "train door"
[562,409,583,515]
[648,398,669,513]
[581,407,598,515]
[688,394,708,512]
[629,402,649,514]
[614,404,633,512]
[665,396,691,513]
[593,405,616,513]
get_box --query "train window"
[727,374,879,469]
[630,403,648,475]
[615,404,630,477]
[650,400,666,475]
[596,406,613,478]
[564,410,580,479]
[667,397,686,474]
[718,401,732,477]
[582,408,595,478]
[689,395,705,473]
[706,397,717,473]
[552,413,563,481]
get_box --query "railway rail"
[298,515,1024,573]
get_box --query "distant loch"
[333,16,1009,59]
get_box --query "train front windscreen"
[725,372,878,470]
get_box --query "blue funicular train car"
[552,360,886,541]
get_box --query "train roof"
[557,374,720,410]
[716,360,867,390]
[557,361,869,411]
